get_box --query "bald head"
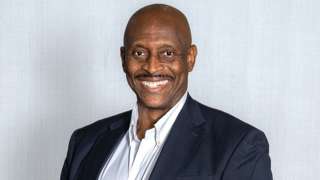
[123,4,192,49]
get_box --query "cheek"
[170,61,189,78]
[125,61,140,77]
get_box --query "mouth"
[139,79,170,93]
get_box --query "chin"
[139,95,170,110]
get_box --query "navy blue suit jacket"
[61,95,272,180]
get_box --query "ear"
[186,44,197,72]
[120,46,127,73]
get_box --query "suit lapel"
[149,95,207,180]
[77,113,131,180]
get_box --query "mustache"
[134,72,174,80]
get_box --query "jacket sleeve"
[223,129,273,180]
[60,130,78,180]
[250,151,273,180]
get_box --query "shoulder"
[66,110,131,161]
[194,99,269,153]
[72,110,131,141]
[61,110,132,179]
[192,99,271,177]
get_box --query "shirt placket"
[128,129,157,180]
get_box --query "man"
[61,4,272,180]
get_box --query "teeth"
[142,80,169,88]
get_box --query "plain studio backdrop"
[1,0,319,179]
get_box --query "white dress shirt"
[98,92,188,180]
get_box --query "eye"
[133,50,145,57]
[131,49,148,60]
[161,50,174,57]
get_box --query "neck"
[135,91,187,140]
[136,104,169,140]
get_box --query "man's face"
[121,23,196,110]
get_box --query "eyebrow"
[131,43,176,49]
[130,44,147,49]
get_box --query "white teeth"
[142,80,169,88]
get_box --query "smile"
[141,80,169,89]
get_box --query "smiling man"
[61,4,272,180]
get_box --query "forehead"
[125,22,184,48]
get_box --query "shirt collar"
[129,103,139,142]
[128,91,188,144]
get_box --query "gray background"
[1,0,319,179]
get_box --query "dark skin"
[121,4,197,139]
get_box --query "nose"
[142,54,163,73]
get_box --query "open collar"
[128,91,188,144]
